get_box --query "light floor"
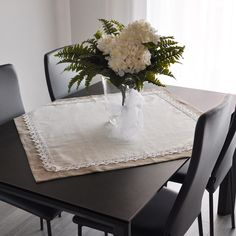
[0,182,235,236]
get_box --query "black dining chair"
[72,95,234,236]
[169,106,236,236]
[44,47,79,101]
[44,46,105,101]
[0,64,61,236]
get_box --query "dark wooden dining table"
[0,84,235,236]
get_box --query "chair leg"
[58,212,62,218]
[78,224,82,236]
[198,212,203,236]
[40,217,44,230]
[209,192,214,236]
[105,232,108,236]
[230,168,235,228]
[46,220,52,236]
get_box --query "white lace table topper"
[17,89,200,177]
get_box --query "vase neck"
[119,85,128,106]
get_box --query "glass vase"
[102,77,144,141]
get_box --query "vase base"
[105,121,140,142]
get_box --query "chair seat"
[0,190,60,220]
[132,187,177,236]
[169,159,190,184]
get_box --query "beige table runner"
[14,88,201,182]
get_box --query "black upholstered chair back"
[166,95,234,236]
[207,107,236,192]
[44,47,80,101]
[0,64,25,125]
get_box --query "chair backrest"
[0,64,25,125]
[44,46,83,101]
[165,95,234,236]
[207,106,236,192]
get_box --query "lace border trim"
[23,89,199,172]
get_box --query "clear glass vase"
[102,77,123,126]
[102,77,144,141]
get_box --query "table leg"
[113,221,131,236]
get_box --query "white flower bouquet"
[97,20,160,76]
[56,19,185,102]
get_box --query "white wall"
[0,0,148,111]
[70,0,146,44]
[0,0,71,111]
[70,0,107,44]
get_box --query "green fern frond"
[64,63,79,73]
[147,36,185,72]
[83,38,98,51]
[85,75,94,88]
[145,71,165,87]
[110,20,125,31]
[56,44,94,62]
[160,68,175,78]
[68,74,84,92]
[133,75,144,91]
[98,19,123,35]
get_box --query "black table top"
[0,85,231,224]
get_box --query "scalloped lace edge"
[23,89,199,172]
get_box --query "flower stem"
[120,85,127,106]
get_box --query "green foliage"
[55,19,185,93]
[98,19,124,35]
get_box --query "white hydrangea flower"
[108,40,151,75]
[121,19,160,45]
[97,35,115,55]
[97,20,159,75]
